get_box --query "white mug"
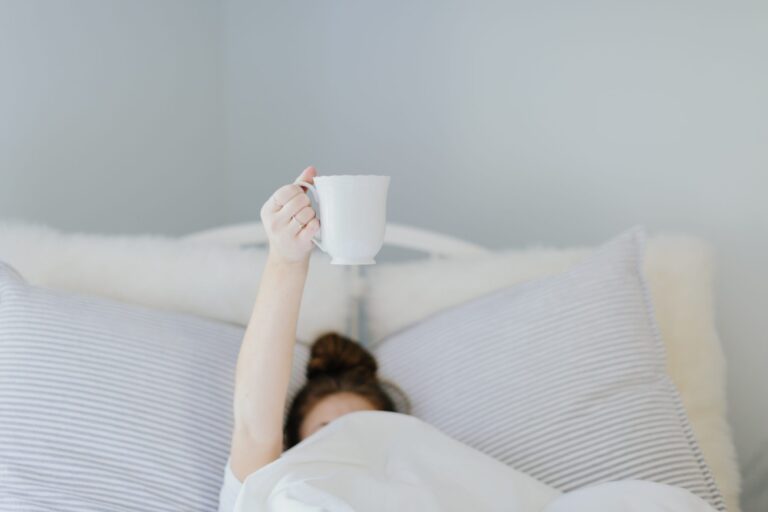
[295,174,390,265]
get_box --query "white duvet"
[235,411,717,512]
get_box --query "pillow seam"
[631,227,726,511]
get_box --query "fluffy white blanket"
[235,412,717,512]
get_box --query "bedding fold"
[234,412,717,512]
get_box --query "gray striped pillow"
[0,263,250,511]
[376,227,725,510]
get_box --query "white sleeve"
[218,459,243,512]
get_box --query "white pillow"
[366,228,739,512]
[0,221,350,341]
[374,227,724,510]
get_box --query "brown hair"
[284,332,396,448]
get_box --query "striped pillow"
[376,227,725,510]
[0,263,252,511]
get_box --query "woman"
[218,168,720,512]
[219,166,396,510]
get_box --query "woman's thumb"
[295,166,317,185]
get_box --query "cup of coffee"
[295,174,390,265]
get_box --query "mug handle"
[294,179,326,253]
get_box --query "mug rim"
[314,174,390,181]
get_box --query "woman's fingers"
[278,191,311,222]
[286,206,316,236]
[265,166,316,214]
[268,184,303,213]
[297,218,320,242]
[293,205,316,225]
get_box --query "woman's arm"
[229,167,320,481]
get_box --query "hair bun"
[307,332,378,381]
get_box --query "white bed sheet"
[231,412,718,512]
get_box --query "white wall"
[1,1,765,508]
[0,0,226,233]
[223,1,767,509]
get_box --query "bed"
[0,221,742,511]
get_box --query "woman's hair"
[284,332,396,448]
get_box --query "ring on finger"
[290,215,305,228]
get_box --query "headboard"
[183,221,491,259]
[184,221,491,340]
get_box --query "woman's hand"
[260,166,321,264]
